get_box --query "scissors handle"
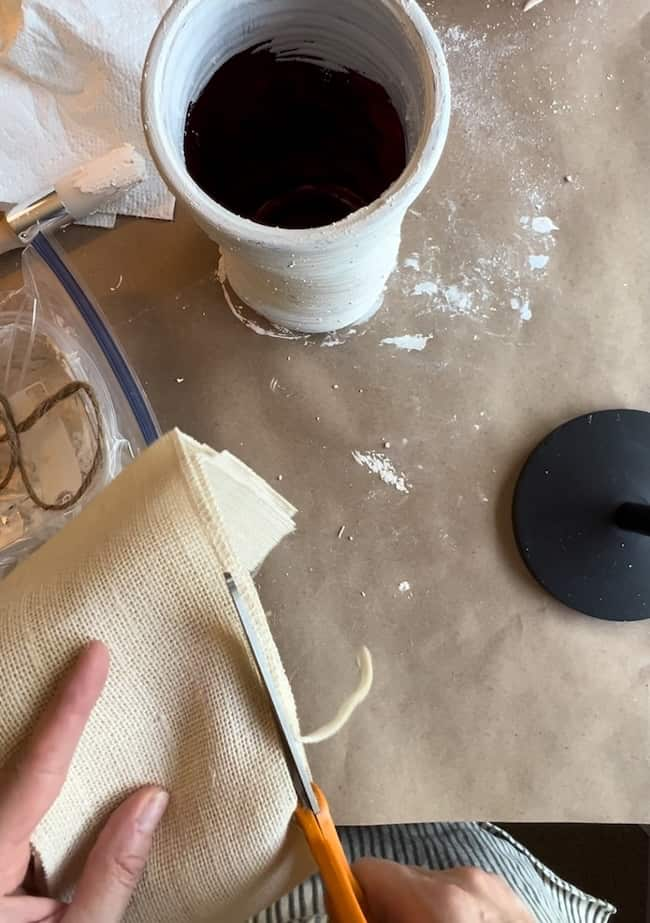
[295,783,368,923]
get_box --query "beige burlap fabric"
[0,430,313,921]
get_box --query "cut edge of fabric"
[479,823,617,919]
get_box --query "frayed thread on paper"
[300,647,373,744]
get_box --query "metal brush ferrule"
[5,190,69,243]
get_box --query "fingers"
[355,859,446,923]
[0,895,65,922]
[354,859,535,923]
[65,786,168,923]
[0,642,109,894]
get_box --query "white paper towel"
[0,0,175,226]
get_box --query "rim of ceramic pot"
[142,0,451,251]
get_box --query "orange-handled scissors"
[226,573,368,923]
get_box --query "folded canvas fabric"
[0,429,314,921]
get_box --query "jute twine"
[0,381,103,511]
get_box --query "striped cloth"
[253,822,615,923]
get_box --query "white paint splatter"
[528,254,549,271]
[321,333,345,347]
[352,451,411,494]
[380,334,433,352]
[443,284,473,313]
[510,296,532,322]
[403,245,539,323]
[403,254,421,271]
[531,216,559,234]
[217,255,227,284]
[411,280,438,296]
[415,279,475,316]
[319,328,360,347]
[521,215,558,235]
[398,581,411,593]
[224,288,306,339]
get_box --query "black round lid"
[513,410,650,621]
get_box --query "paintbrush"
[0,144,146,256]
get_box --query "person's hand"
[0,641,168,923]
[354,858,536,922]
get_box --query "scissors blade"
[225,572,320,815]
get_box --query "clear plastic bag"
[0,235,159,575]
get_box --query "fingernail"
[136,790,169,834]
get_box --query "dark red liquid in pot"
[184,45,407,229]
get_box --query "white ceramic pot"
[143,0,450,333]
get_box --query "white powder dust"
[392,21,575,331]
[352,451,411,494]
